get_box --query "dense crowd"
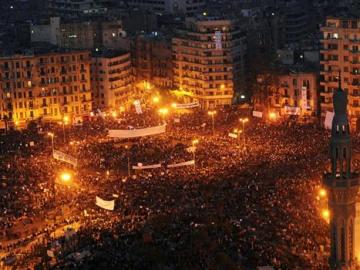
[0,105,335,269]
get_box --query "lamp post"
[192,139,199,169]
[62,116,69,143]
[158,108,169,124]
[48,132,54,154]
[239,118,249,148]
[125,145,131,177]
[208,110,217,135]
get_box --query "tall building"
[256,70,318,121]
[0,49,92,125]
[48,0,107,18]
[31,17,128,51]
[320,17,360,130]
[323,81,360,270]
[132,33,173,89]
[173,15,247,109]
[126,0,205,16]
[91,50,134,110]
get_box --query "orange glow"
[60,172,72,183]
[192,139,199,145]
[239,117,249,123]
[48,132,54,137]
[269,112,277,120]
[322,209,330,221]
[319,188,327,198]
[171,102,177,108]
[152,96,160,103]
[208,110,217,116]
[158,108,169,115]
[112,111,118,118]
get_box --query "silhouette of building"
[323,77,360,269]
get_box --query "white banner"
[97,109,105,119]
[174,102,199,109]
[215,31,222,50]
[228,133,238,139]
[284,106,300,115]
[301,86,308,110]
[108,125,166,138]
[132,163,162,170]
[134,100,142,114]
[167,160,195,168]
[252,111,263,118]
[53,150,78,167]
[324,111,334,130]
[96,196,115,211]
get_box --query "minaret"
[323,74,360,269]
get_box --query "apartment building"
[173,15,247,109]
[0,49,92,124]
[320,17,360,129]
[91,50,133,109]
[132,33,173,89]
[126,0,205,16]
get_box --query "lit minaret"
[323,74,360,269]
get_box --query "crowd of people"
[0,103,337,269]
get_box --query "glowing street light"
[322,209,330,222]
[171,102,177,108]
[192,139,199,169]
[239,118,249,148]
[60,172,72,183]
[48,132,55,153]
[152,96,160,104]
[208,110,217,135]
[158,108,169,123]
[112,111,118,118]
[319,188,327,198]
[269,112,277,121]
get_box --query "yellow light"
[48,132,54,137]
[322,209,330,220]
[233,128,238,133]
[69,141,74,146]
[119,106,125,112]
[220,84,225,90]
[192,139,199,145]
[208,110,217,116]
[15,121,19,126]
[60,172,72,182]
[152,96,160,103]
[112,111,117,118]
[63,116,69,122]
[269,112,277,120]
[90,112,94,117]
[159,108,169,115]
[106,170,110,176]
[171,102,177,108]
[239,117,249,123]
[319,188,327,198]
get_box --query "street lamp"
[192,139,199,169]
[158,108,169,123]
[48,132,54,154]
[208,110,217,135]
[269,112,277,121]
[239,118,249,148]
[125,145,131,177]
[152,96,160,104]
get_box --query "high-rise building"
[132,33,173,89]
[320,17,360,130]
[91,49,134,110]
[126,0,205,16]
[172,15,247,109]
[323,80,360,270]
[48,0,107,18]
[0,49,92,125]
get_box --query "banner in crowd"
[252,111,263,118]
[53,150,78,167]
[167,160,195,168]
[108,125,166,138]
[186,146,196,153]
[134,100,142,114]
[97,109,105,119]
[284,106,300,115]
[174,102,200,109]
[324,111,334,130]
[132,163,162,170]
[96,196,115,211]
[214,31,222,50]
[301,86,308,110]
[228,132,238,139]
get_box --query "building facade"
[48,0,107,18]
[320,17,360,130]
[91,50,133,110]
[173,16,247,109]
[132,33,173,89]
[126,0,205,16]
[0,50,92,125]
[31,17,129,51]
